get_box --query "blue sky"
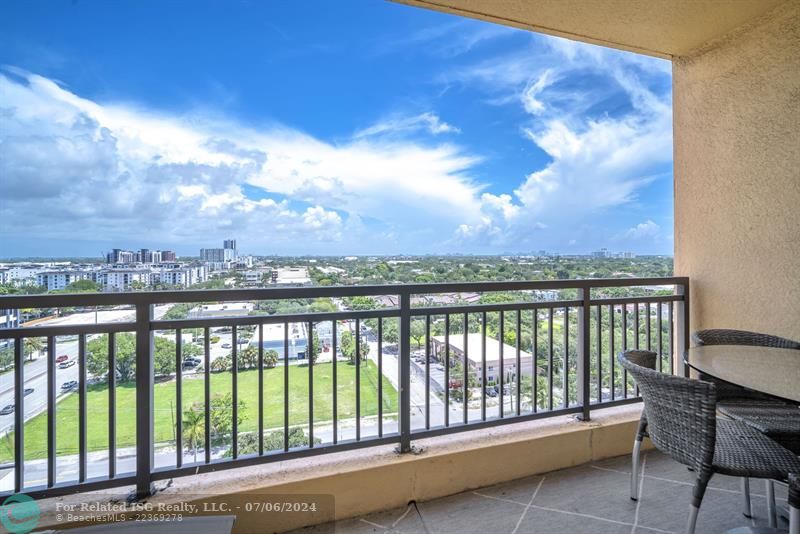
[0,0,673,258]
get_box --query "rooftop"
[432,332,532,366]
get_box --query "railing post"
[675,281,691,377]
[398,292,412,453]
[135,303,154,499]
[577,286,591,421]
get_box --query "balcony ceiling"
[391,0,787,58]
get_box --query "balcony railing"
[0,277,689,501]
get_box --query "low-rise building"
[36,270,94,291]
[431,333,534,384]
[275,267,311,285]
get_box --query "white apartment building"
[4,265,47,285]
[152,265,207,287]
[100,270,151,291]
[36,271,94,291]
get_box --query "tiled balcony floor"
[291,449,790,534]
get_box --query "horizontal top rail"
[0,277,689,308]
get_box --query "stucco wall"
[673,0,800,340]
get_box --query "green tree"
[382,320,399,344]
[238,346,258,369]
[209,392,246,446]
[211,354,232,372]
[23,338,43,361]
[0,346,14,371]
[308,329,322,363]
[64,279,99,292]
[410,321,426,348]
[88,333,136,382]
[153,336,178,377]
[182,403,205,463]
[264,349,279,368]
[233,427,319,456]
[340,330,369,365]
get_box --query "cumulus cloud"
[452,34,672,251]
[623,220,660,240]
[0,69,485,254]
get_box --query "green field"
[0,360,397,462]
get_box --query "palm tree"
[23,338,43,361]
[182,404,205,463]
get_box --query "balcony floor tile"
[288,450,790,534]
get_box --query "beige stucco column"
[673,0,800,340]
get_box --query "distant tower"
[223,239,237,260]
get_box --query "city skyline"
[0,1,673,258]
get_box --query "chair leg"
[687,505,700,534]
[631,437,642,501]
[686,473,710,534]
[741,477,752,518]
[767,480,777,528]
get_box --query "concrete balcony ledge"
[35,404,647,533]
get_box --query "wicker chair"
[619,352,800,534]
[693,329,800,523]
[626,350,658,502]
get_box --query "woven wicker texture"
[718,400,800,455]
[619,353,800,508]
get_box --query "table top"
[685,345,800,402]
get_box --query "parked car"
[23,388,34,396]
[0,404,14,415]
[221,343,232,349]
[181,361,198,370]
[58,359,76,369]
[486,388,499,398]
[184,357,202,365]
[55,354,69,363]
[61,380,78,391]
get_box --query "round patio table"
[685,344,800,403]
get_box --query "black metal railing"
[0,277,689,500]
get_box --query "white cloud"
[623,220,660,240]
[0,69,486,253]
[451,35,673,251]
[521,69,558,115]
[376,19,517,58]
[353,112,461,138]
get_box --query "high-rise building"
[200,248,225,262]
[201,239,237,264]
[161,250,176,262]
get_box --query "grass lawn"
[0,360,397,462]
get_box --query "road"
[0,306,172,436]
